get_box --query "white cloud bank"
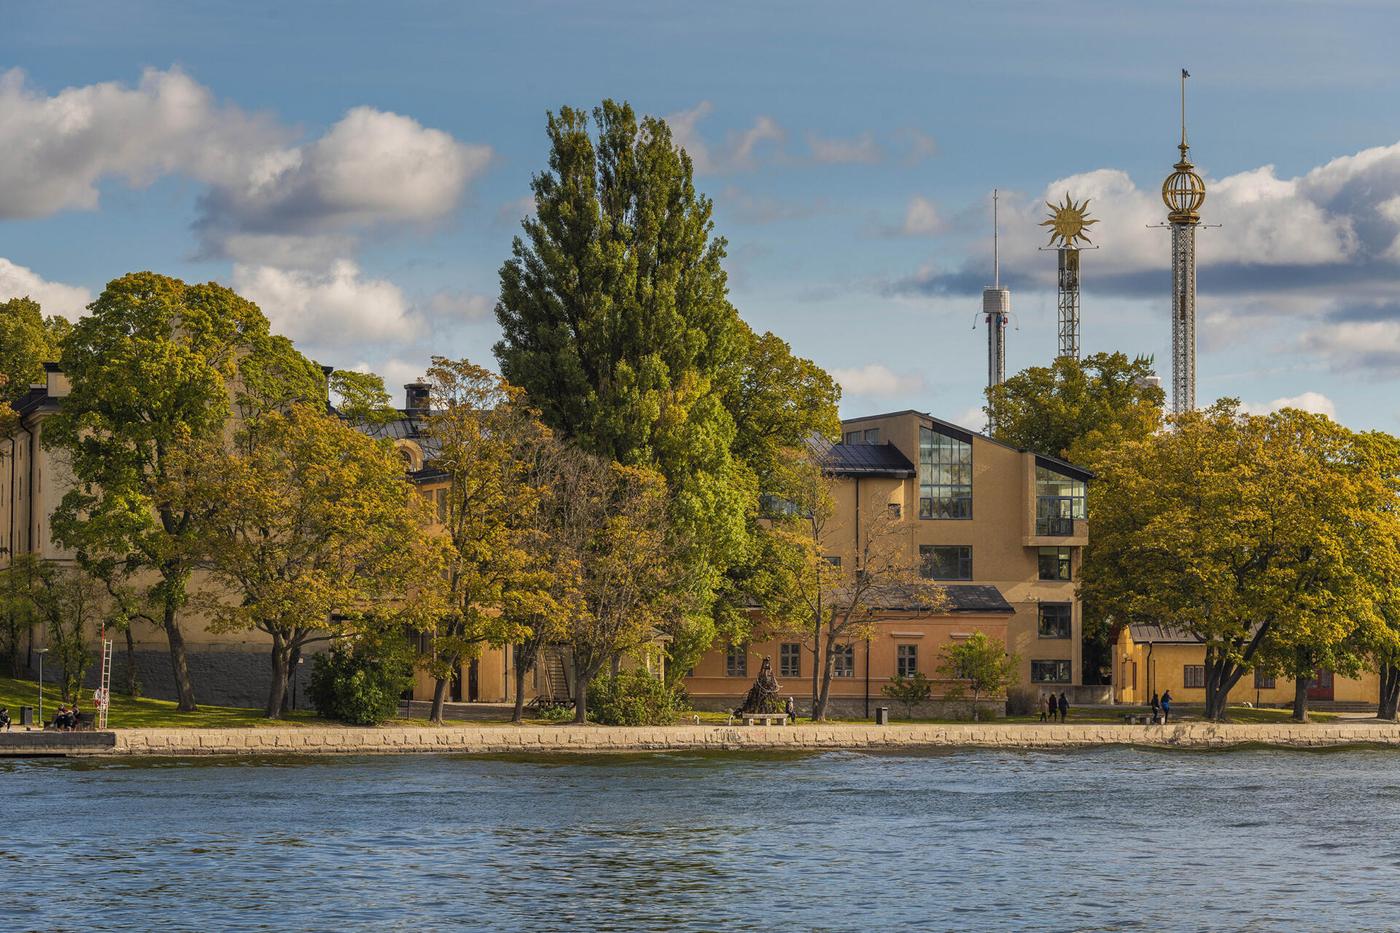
[0,258,91,319]
[1241,391,1337,419]
[832,364,924,398]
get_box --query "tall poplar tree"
[495,101,839,671]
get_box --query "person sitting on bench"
[0,706,10,731]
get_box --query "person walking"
[1150,692,1161,725]
[1047,693,1058,722]
[1039,693,1049,722]
[1058,692,1070,722]
[1160,690,1173,724]
[784,696,796,724]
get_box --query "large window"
[780,643,801,678]
[920,545,972,580]
[1183,665,1206,688]
[897,644,919,678]
[1031,660,1072,683]
[1038,547,1073,581]
[919,425,972,519]
[1035,464,1087,535]
[1038,603,1072,639]
[726,644,748,678]
[833,644,855,678]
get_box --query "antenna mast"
[982,189,1010,427]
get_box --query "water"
[4,748,1400,931]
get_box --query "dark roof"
[13,386,55,416]
[943,584,1015,614]
[812,438,915,477]
[1127,624,1200,645]
[840,408,1095,479]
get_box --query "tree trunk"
[813,637,837,721]
[280,644,302,715]
[972,687,980,722]
[810,618,821,721]
[609,653,621,678]
[572,666,589,725]
[123,625,141,697]
[265,635,292,719]
[1378,664,1400,721]
[1291,675,1310,723]
[429,675,449,724]
[512,663,528,723]
[162,599,197,712]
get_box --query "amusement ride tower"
[983,190,1010,397]
[1040,194,1097,360]
[1162,69,1206,414]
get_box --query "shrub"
[588,668,687,726]
[1006,686,1040,716]
[881,672,933,718]
[308,637,414,726]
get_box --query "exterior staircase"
[536,647,572,707]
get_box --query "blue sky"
[5,1,1400,429]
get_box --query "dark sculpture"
[736,656,783,715]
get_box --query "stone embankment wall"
[6,722,1400,757]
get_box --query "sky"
[5,1,1400,430]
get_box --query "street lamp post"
[293,656,304,711]
[35,648,49,729]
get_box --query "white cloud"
[0,66,286,218]
[831,364,924,397]
[1240,391,1337,418]
[664,101,783,173]
[807,131,881,165]
[424,289,494,321]
[0,68,493,267]
[900,196,943,236]
[199,106,492,261]
[0,257,91,319]
[1300,320,1400,376]
[232,260,419,347]
[897,128,939,164]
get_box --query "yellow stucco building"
[1114,624,1379,709]
[684,409,1099,716]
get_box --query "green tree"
[495,100,767,677]
[1082,403,1386,720]
[330,369,400,427]
[937,632,1018,721]
[0,296,69,404]
[167,404,447,717]
[46,272,321,711]
[881,671,933,719]
[985,352,1165,465]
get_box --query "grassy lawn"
[0,675,324,729]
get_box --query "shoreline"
[5,721,1400,757]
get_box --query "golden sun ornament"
[1040,193,1098,248]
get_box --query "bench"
[739,712,789,726]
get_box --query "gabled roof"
[839,408,1095,479]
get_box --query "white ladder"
[96,638,113,729]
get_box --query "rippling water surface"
[6,747,1400,931]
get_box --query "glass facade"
[919,426,972,519]
[920,545,972,580]
[1035,465,1086,535]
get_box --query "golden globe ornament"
[1039,194,1098,248]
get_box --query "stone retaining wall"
[6,722,1400,757]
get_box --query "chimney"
[404,381,430,412]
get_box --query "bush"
[588,668,687,726]
[1006,686,1040,716]
[881,672,933,718]
[308,637,414,726]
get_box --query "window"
[833,644,855,678]
[864,428,880,444]
[920,545,972,580]
[1035,464,1087,535]
[435,488,449,524]
[823,555,842,568]
[919,425,973,519]
[887,502,901,519]
[1038,547,1073,581]
[1037,603,1072,639]
[1031,660,1072,683]
[897,644,918,678]
[780,643,801,678]
[1254,671,1276,690]
[726,644,748,678]
[1184,665,1206,688]
[843,430,862,445]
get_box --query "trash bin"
[19,706,33,727]
[874,706,889,725]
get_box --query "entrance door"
[1307,668,1334,701]
[468,659,480,702]
[450,666,463,702]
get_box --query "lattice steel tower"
[1040,194,1097,360]
[1162,69,1206,414]
[983,190,1010,396]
